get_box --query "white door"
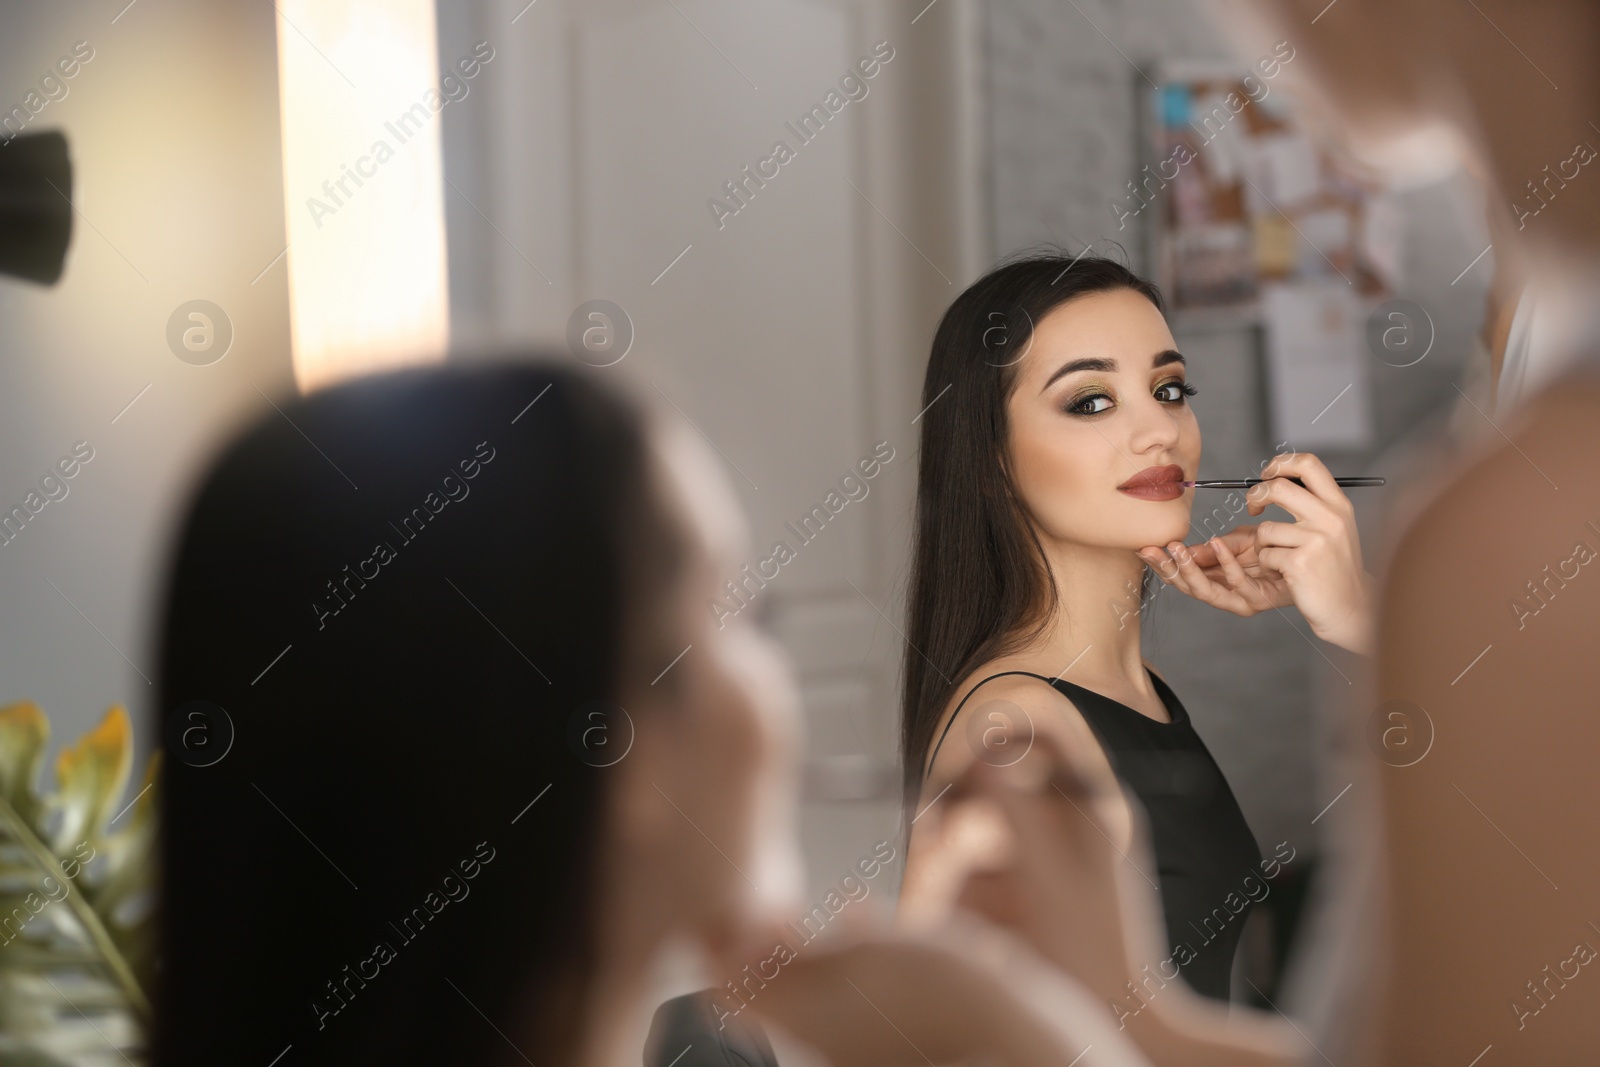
[439,0,988,900]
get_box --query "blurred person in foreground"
[151,360,1157,1067]
[1207,1,1600,1061]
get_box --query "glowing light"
[274,0,449,393]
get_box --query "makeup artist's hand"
[712,912,1154,1067]
[1138,452,1375,655]
[937,735,1154,1010]
[939,755,1310,1067]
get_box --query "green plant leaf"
[0,703,49,828]
[49,706,132,857]
[0,703,155,1065]
[89,753,160,988]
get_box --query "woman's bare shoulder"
[904,659,1129,913]
[1368,365,1600,1059]
[1386,376,1600,592]
[1382,375,1600,688]
[921,658,1108,791]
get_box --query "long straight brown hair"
[899,250,1164,802]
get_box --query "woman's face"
[1005,288,1200,554]
[611,417,804,953]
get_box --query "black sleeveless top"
[926,669,1261,1003]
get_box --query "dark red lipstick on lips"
[1118,464,1186,501]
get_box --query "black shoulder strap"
[923,670,1058,782]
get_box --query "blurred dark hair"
[153,360,683,1066]
[899,250,1164,801]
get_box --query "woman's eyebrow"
[1039,349,1186,393]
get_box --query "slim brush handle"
[1186,477,1386,489]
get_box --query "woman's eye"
[1155,380,1198,403]
[1066,393,1114,416]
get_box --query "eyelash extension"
[1064,379,1197,417]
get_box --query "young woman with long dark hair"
[897,254,1375,1004]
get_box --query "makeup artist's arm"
[712,680,1161,1067]
[1368,380,1600,1063]
[922,741,1308,1067]
[725,926,1158,1067]
[898,672,1138,978]
[1142,451,1375,654]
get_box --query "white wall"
[0,0,292,788]
[434,0,990,912]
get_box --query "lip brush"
[1183,477,1386,489]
